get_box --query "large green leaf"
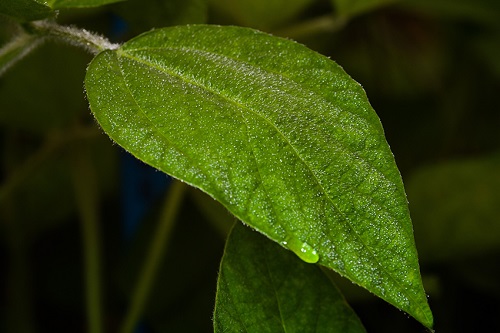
[85,25,433,328]
[0,0,53,21]
[214,222,366,333]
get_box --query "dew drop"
[286,236,319,264]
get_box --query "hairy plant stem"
[28,20,119,55]
[121,180,187,333]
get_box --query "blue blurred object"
[111,13,171,333]
[120,153,170,333]
[120,151,171,240]
[109,12,129,42]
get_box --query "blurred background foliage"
[0,0,499,332]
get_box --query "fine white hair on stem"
[30,20,120,55]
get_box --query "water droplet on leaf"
[286,236,319,264]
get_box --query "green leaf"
[332,0,397,18]
[47,0,124,9]
[85,25,433,328]
[0,0,54,22]
[214,222,367,333]
[209,0,314,29]
[407,154,500,262]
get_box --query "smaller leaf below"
[214,222,366,333]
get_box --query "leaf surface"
[85,25,433,328]
[214,223,366,333]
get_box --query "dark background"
[1,0,499,332]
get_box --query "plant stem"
[28,20,119,55]
[70,144,103,333]
[120,180,187,333]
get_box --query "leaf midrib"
[107,51,219,197]
[122,46,400,215]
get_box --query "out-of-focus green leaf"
[0,0,122,20]
[209,0,314,30]
[407,154,500,262]
[114,0,207,35]
[48,0,124,9]
[332,0,397,18]
[214,223,367,333]
[85,25,433,327]
[0,42,91,132]
[330,14,445,98]
[0,0,54,21]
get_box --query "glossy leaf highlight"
[85,25,433,327]
[214,223,366,333]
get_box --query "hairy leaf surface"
[85,25,433,328]
[214,223,366,333]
